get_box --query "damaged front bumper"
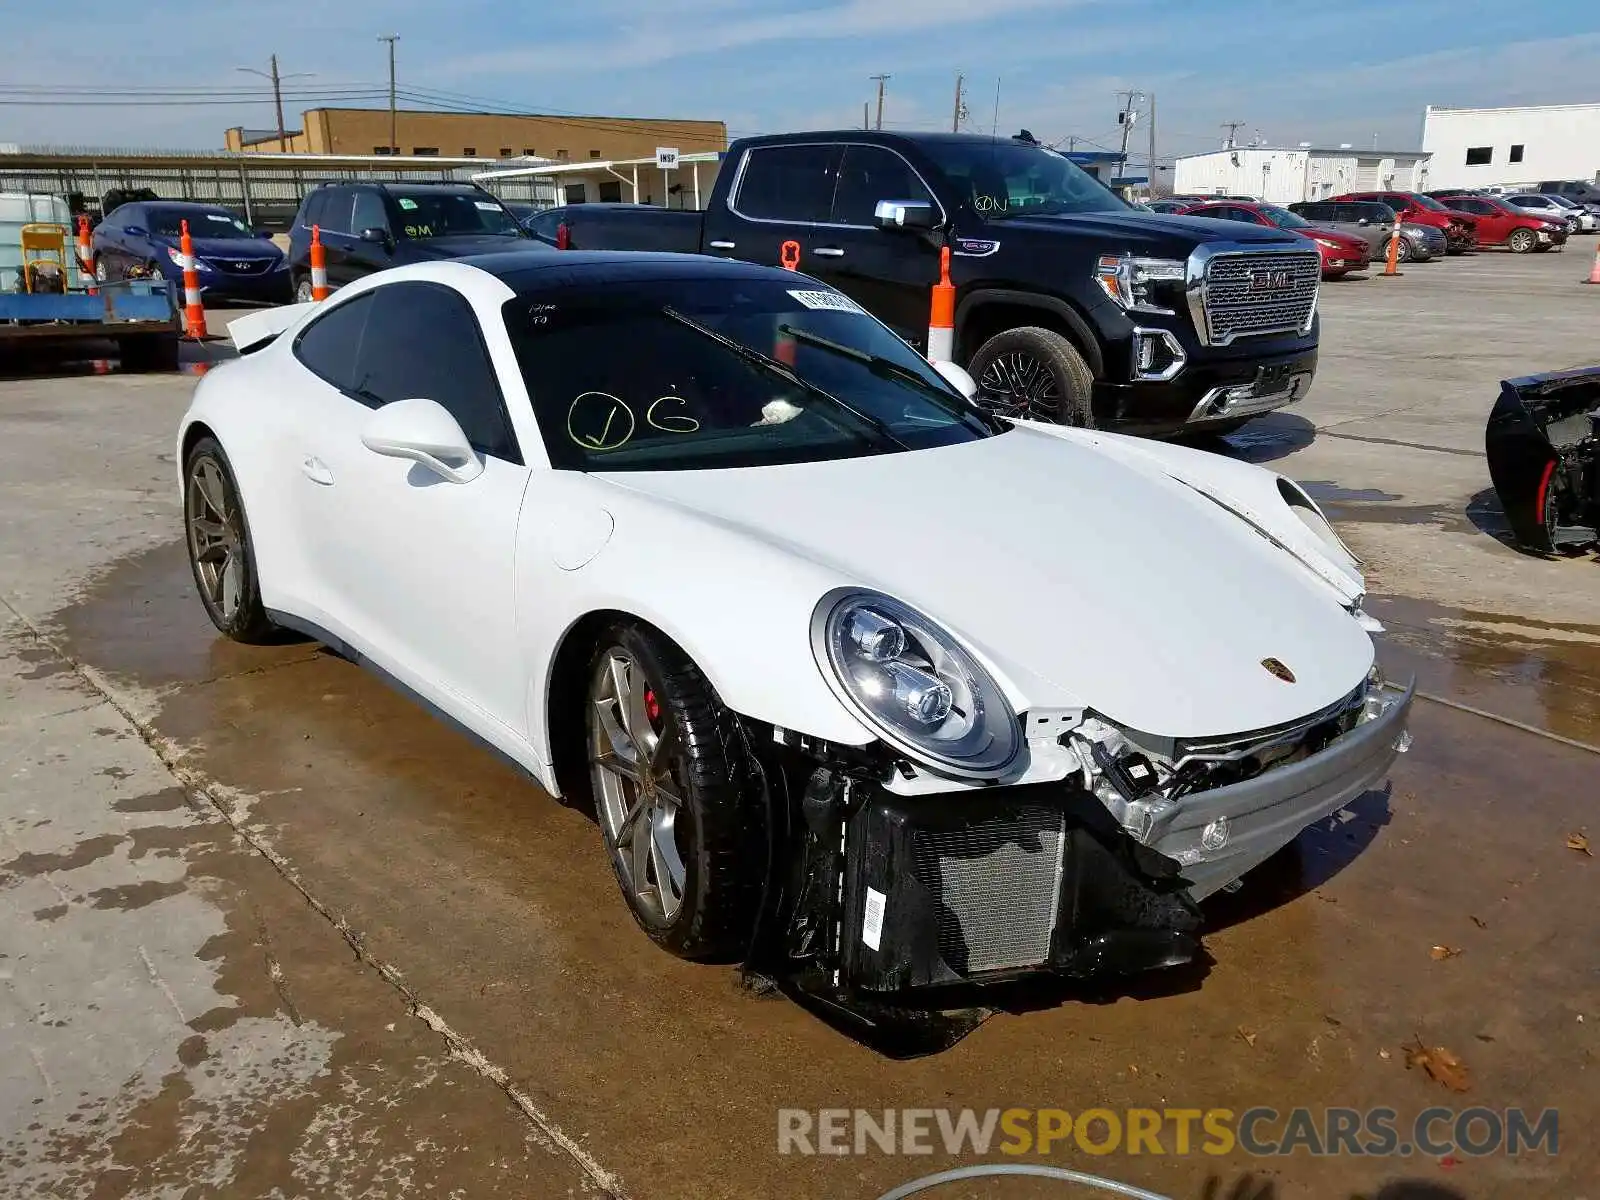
[778,682,1414,1000]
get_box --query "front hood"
[186,238,282,260]
[1302,226,1365,250]
[405,234,528,258]
[996,210,1309,253]
[594,428,1373,738]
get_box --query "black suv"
[286,181,535,301]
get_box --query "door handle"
[813,246,845,258]
[708,240,736,250]
[300,455,334,486]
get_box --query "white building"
[1173,147,1431,204]
[1421,103,1600,190]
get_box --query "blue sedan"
[92,201,291,303]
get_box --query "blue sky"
[5,0,1597,159]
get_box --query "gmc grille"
[911,809,1064,975]
[1201,250,1320,345]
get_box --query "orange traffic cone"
[309,224,330,300]
[927,245,955,363]
[179,220,207,339]
[1379,225,1403,278]
[76,216,97,295]
[1584,240,1600,284]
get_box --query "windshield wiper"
[660,307,908,450]
[774,324,1002,434]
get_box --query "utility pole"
[951,73,965,133]
[1221,121,1244,149]
[991,78,1000,136]
[870,74,890,130]
[378,34,400,154]
[863,101,870,130]
[1146,91,1156,196]
[1116,89,1142,161]
[236,55,312,153]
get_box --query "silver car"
[1289,200,1441,262]
[1508,193,1595,233]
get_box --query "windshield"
[1259,205,1310,229]
[391,192,522,239]
[148,208,252,238]
[503,277,997,472]
[918,139,1129,219]
[1410,193,1450,212]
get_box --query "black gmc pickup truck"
[550,130,1322,434]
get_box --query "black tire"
[1393,236,1414,264]
[1508,228,1538,254]
[182,437,278,643]
[968,326,1095,427]
[583,622,764,961]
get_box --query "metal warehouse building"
[1173,146,1431,204]
[1421,103,1600,190]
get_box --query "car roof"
[469,249,808,293]
[322,181,485,194]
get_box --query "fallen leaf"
[1128,1064,1139,1076]
[1475,1033,1496,1043]
[1378,1049,1392,1061]
[1404,1037,1471,1092]
[1236,1026,1257,1047]
[1323,1014,1343,1027]
[1430,945,1462,961]
[1469,915,1488,930]
[1566,831,1592,857]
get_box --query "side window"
[528,211,561,241]
[351,190,389,235]
[319,189,354,235]
[293,292,374,391]
[831,145,932,226]
[353,283,519,462]
[299,191,325,229]
[734,144,843,223]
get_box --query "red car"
[1329,191,1478,255]
[1178,201,1372,278]
[1427,193,1568,253]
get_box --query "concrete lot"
[2,249,1596,1199]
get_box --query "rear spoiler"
[1485,367,1600,552]
[228,301,318,355]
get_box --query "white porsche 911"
[180,251,1412,1005]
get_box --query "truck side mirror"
[873,200,938,231]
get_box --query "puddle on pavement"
[38,533,1600,1200]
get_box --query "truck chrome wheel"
[977,352,1061,421]
[186,455,246,625]
[588,649,688,924]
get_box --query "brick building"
[225,108,726,162]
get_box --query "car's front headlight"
[1093,254,1185,315]
[1313,238,1341,250]
[811,589,1020,778]
[166,245,209,271]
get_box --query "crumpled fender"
[1016,421,1370,614]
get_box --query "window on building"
[566,183,587,204]
[589,149,602,159]
[412,147,439,156]
[500,148,514,157]
[373,146,394,155]
[556,149,570,161]
[523,148,536,156]
[1510,144,1525,164]
[463,147,477,156]
[598,181,623,203]
[1465,146,1492,166]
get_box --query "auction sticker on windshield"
[787,290,865,313]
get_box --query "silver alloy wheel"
[296,277,313,303]
[587,650,688,923]
[94,258,110,283]
[185,456,245,623]
[977,351,1065,422]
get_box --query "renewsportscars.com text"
[777,1106,1558,1159]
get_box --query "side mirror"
[124,224,148,238]
[932,360,979,401]
[359,226,392,250]
[1356,217,1370,226]
[360,398,483,484]
[873,199,938,231]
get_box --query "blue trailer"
[0,279,181,370]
